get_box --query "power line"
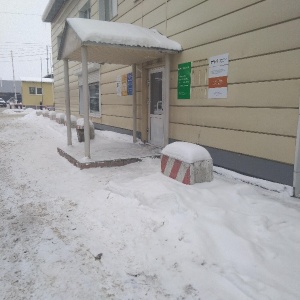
[0,53,49,58]
[0,42,52,46]
[0,11,41,16]
[0,57,49,61]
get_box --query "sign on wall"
[208,53,228,99]
[122,74,127,96]
[177,62,191,99]
[116,72,133,96]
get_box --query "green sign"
[177,62,191,99]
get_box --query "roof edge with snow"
[20,77,54,83]
[58,18,182,65]
[42,0,68,22]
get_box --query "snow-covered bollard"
[49,111,56,120]
[161,142,213,185]
[64,115,77,128]
[76,118,95,142]
[42,110,49,118]
[56,113,65,124]
[36,110,43,116]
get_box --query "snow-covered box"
[161,142,213,185]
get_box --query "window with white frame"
[79,0,91,19]
[88,82,100,114]
[99,0,117,21]
[29,87,43,95]
[78,68,101,116]
[29,87,36,94]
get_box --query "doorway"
[148,67,165,147]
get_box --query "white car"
[0,99,7,107]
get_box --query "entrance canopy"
[58,18,182,159]
[58,18,182,64]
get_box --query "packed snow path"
[0,110,300,300]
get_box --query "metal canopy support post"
[164,54,170,146]
[81,46,91,158]
[63,59,72,145]
[132,64,137,143]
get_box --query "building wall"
[51,0,100,115]
[50,0,300,184]
[21,81,54,106]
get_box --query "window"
[79,1,91,19]
[29,87,36,94]
[99,0,117,21]
[29,87,43,95]
[89,83,100,114]
[78,68,101,116]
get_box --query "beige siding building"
[43,0,300,192]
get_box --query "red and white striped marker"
[161,154,192,185]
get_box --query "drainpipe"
[132,64,137,143]
[63,59,72,146]
[164,54,170,146]
[293,95,300,197]
[81,46,90,158]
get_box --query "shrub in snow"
[36,110,43,116]
[56,113,65,124]
[161,142,213,184]
[64,115,77,128]
[49,111,56,120]
[42,110,49,117]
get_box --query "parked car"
[0,98,7,107]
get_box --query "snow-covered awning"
[58,18,182,64]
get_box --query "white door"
[148,67,165,147]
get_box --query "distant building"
[44,74,54,79]
[21,77,54,108]
[0,80,22,102]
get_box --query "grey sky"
[0,0,51,81]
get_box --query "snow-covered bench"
[56,113,65,124]
[161,142,213,185]
[76,118,95,142]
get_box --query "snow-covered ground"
[0,109,299,300]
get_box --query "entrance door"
[148,67,165,147]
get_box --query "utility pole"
[11,51,17,102]
[49,47,54,108]
[46,45,49,75]
[41,58,44,105]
